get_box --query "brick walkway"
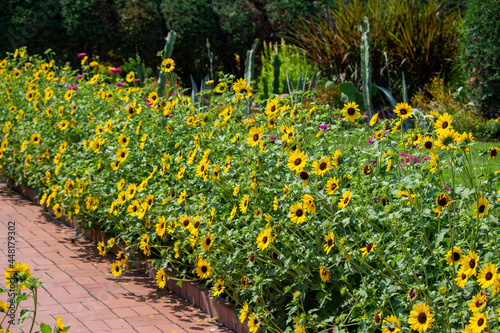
[0,183,234,333]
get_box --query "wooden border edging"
[5,179,249,333]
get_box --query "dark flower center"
[121,152,125,158]
[347,108,355,115]
[319,162,327,170]
[363,165,372,175]
[327,239,333,247]
[165,63,171,69]
[469,259,476,269]
[294,158,302,166]
[206,238,211,246]
[253,134,259,142]
[262,236,268,244]
[344,197,349,204]
[240,89,247,94]
[366,243,373,252]
[331,183,337,191]
[441,121,449,129]
[478,318,484,327]
[194,221,200,229]
[476,300,483,307]
[417,312,427,324]
[437,196,448,207]
[300,171,308,180]
[296,209,303,217]
[270,119,275,125]
[201,266,207,273]
[271,105,276,112]
[453,252,460,262]
[486,272,493,280]
[400,108,408,115]
[461,273,466,280]
[183,220,189,227]
[381,198,387,206]
[425,141,433,149]
[132,206,137,212]
[490,149,497,157]
[478,205,485,214]
[249,253,255,261]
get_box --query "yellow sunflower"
[247,127,263,147]
[239,194,249,213]
[360,242,377,257]
[215,82,227,93]
[239,301,249,323]
[477,262,497,289]
[455,265,469,288]
[213,278,225,297]
[468,312,488,333]
[232,78,252,99]
[408,302,434,333]
[289,202,307,224]
[30,133,41,144]
[460,250,479,276]
[161,58,175,72]
[320,267,329,282]
[382,315,401,333]
[338,190,352,209]
[312,156,332,176]
[247,312,260,333]
[434,113,453,133]
[445,246,462,266]
[468,292,487,313]
[421,136,434,152]
[488,147,499,160]
[111,261,122,277]
[256,228,273,250]
[472,196,491,218]
[4,262,32,290]
[394,102,413,119]
[196,256,212,279]
[201,232,214,252]
[435,128,460,150]
[287,149,308,173]
[436,193,451,208]
[341,102,360,122]
[156,268,167,288]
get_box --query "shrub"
[461,0,500,118]
[289,0,462,100]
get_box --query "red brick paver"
[0,184,234,333]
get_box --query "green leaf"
[176,280,182,288]
[40,322,52,333]
[18,309,31,328]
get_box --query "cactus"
[358,16,373,119]
[244,39,259,85]
[157,30,177,98]
[271,54,281,95]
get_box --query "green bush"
[289,0,462,101]
[461,0,500,118]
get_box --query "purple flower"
[268,136,277,140]
[133,78,141,82]
[121,81,128,85]
[146,102,153,107]
[319,125,328,130]
[114,67,122,73]
[368,139,374,144]
[115,83,122,87]
[75,75,84,79]
[77,53,87,58]
[67,86,78,90]
[369,160,377,164]
[363,115,369,119]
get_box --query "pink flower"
[75,75,84,79]
[133,78,141,82]
[77,53,87,58]
[268,136,277,140]
[115,83,122,87]
[320,125,328,130]
[67,86,78,90]
[363,115,369,119]
[146,102,153,107]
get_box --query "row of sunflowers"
[1,48,500,333]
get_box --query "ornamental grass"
[1,48,500,333]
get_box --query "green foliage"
[461,0,500,118]
[289,0,462,101]
[358,17,373,118]
[258,39,316,98]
